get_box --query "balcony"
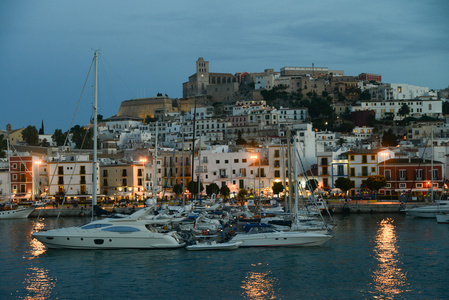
[220,175,228,179]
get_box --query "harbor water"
[1,214,448,299]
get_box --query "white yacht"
[404,200,449,218]
[0,206,34,219]
[229,224,332,247]
[32,207,185,249]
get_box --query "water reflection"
[23,267,55,300]
[371,218,408,299]
[241,264,278,300]
[28,221,47,258]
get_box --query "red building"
[379,158,444,199]
[9,155,39,201]
[358,73,382,82]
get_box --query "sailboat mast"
[431,126,434,202]
[154,121,158,203]
[198,134,201,202]
[92,50,98,209]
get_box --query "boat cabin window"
[81,224,113,230]
[101,226,140,232]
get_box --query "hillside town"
[1,57,449,206]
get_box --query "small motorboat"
[186,240,242,251]
[436,213,449,224]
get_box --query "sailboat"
[229,134,333,247]
[0,139,34,219]
[32,51,185,249]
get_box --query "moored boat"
[436,213,449,224]
[230,223,332,247]
[404,200,449,218]
[0,206,34,219]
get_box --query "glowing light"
[241,271,278,299]
[370,218,408,298]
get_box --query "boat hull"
[186,241,242,251]
[0,207,34,219]
[32,227,185,249]
[436,214,449,224]
[231,231,332,247]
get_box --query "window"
[103,179,108,186]
[58,166,64,175]
[416,183,423,188]
[274,170,280,177]
[12,163,17,169]
[12,174,17,180]
[80,166,86,174]
[234,159,239,163]
[122,169,127,176]
[122,178,127,186]
[80,176,86,184]
[385,170,391,180]
[216,160,220,164]
[225,160,229,164]
[362,166,368,176]
[433,169,438,180]
[337,165,344,176]
[350,168,355,177]
[371,167,376,173]
[350,155,355,161]
[399,183,406,188]
[242,159,247,163]
[103,170,108,177]
[399,170,406,180]
[362,155,367,163]
[20,163,26,171]
[415,169,423,180]
[371,155,375,160]
[274,150,280,158]
[274,160,280,168]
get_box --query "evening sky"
[1,0,448,133]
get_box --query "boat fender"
[202,229,208,236]
[79,212,84,217]
[230,230,235,236]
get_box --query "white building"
[353,99,442,120]
[47,154,99,201]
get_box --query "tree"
[53,129,66,146]
[237,188,248,199]
[235,130,246,145]
[40,138,50,147]
[382,129,398,147]
[334,177,354,198]
[220,185,230,199]
[443,101,449,115]
[0,134,7,158]
[206,183,220,196]
[305,179,318,191]
[187,180,204,199]
[70,125,93,149]
[272,182,284,197]
[172,184,182,198]
[365,175,387,199]
[144,115,158,124]
[237,189,249,206]
[21,125,39,146]
[397,103,410,119]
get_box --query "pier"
[26,201,431,218]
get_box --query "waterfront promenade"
[27,200,428,218]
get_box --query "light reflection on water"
[370,218,409,299]
[241,263,278,300]
[23,267,56,300]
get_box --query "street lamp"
[250,154,261,212]
[35,160,42,201]
[139,157,147,207]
